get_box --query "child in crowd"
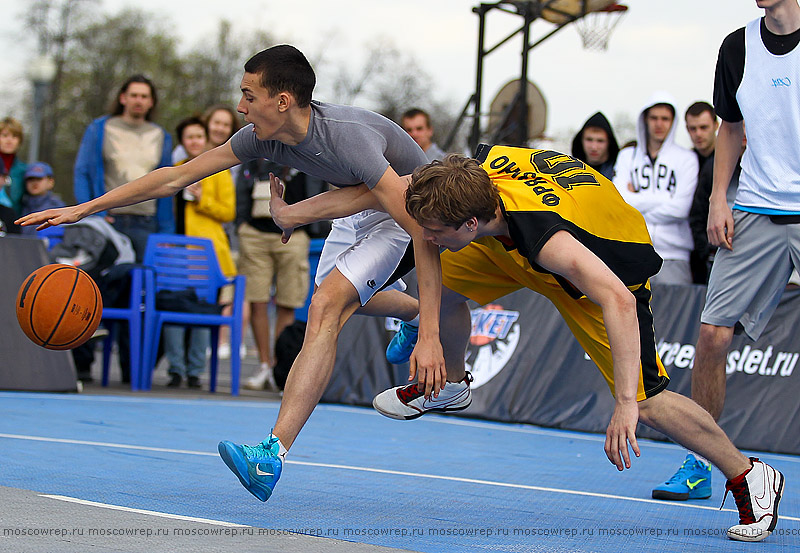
[19,163,64,236]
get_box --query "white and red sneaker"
[373,372,472,420]
[724,458,784,542]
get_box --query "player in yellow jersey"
[373,147,783,543]
[268,145,784,542]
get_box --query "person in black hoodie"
[571,111,620,181]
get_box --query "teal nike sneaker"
[386,321,419,364]
[652,453,712,500]
[218,436,282,502]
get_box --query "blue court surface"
[1,391,797,552]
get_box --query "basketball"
[15,264,103,350]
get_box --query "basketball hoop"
[574,3,628,51]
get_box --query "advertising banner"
[325,284,800,455]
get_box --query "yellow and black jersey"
[475,144,662,297]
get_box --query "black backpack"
[273,320,306,389]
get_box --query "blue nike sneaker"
[218,436,282,501]
[652,453,712,500]
[386,321,419,364]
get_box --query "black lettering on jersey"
[489,155,510,170]
[498,161,522,179]
[524,177,550,187]
[529,150,599,191]
[542,193,559,206]
[522,177,559,205]
[531,150,584,173]
[667,170,676,193]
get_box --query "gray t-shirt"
[231,101,427,189]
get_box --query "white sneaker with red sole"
[724,457,784,542]
[372,372,472,420]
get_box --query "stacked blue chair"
[101,266,145,390]
[141,234,246,394]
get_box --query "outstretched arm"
[269,178,381,242]
[17,143,241,230]
[535,230,641,471]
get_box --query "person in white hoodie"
[613,93,698,285]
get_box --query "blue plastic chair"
[37,225,64,250]
[141,234,246,394]
[100,266,145,390]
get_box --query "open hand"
[268,172,294,243]
[604,401,640,471]
[15,205,86,230]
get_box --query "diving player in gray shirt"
[18,45,446,502]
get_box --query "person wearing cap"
[19,162,64,236]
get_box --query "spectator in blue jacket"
[73,75,174,260]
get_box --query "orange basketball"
[16,264,103,350]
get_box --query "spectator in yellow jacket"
[165,116,236,389]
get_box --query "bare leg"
[356,289,419,320]
[439,287,472,381]
[692,323,734,421]
[639,390,749,479]
[273,269,361,449]
[250,301,273,366]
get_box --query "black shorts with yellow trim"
[441,238,669,401]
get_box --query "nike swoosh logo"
[686,478,707,489]
[422,391,467,409]
[314,151,322,156]
[255,464,273,477]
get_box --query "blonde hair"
[0,117,24,143]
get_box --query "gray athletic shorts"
[650,259,692,286]
[702,210,800,340]
[315,209,409,305]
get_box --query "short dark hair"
[401,108,432,127]
[685,101,716,121]
[244,45,315,108]
[110,75,158,120]
[175,116,207,144]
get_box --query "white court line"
[40,495,248,527]
[3,392,800,463]
[1,432,798,523]
[0,392,279,408]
